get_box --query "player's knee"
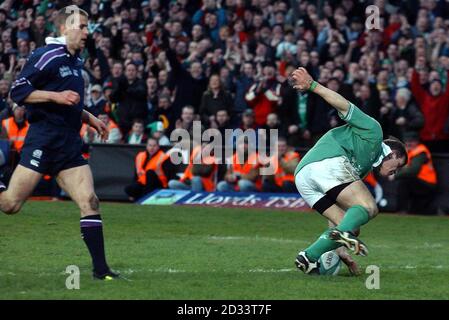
[88,193,100,212]
[361,202,378,218]
[2,200,22,215]
[79,193,100,213]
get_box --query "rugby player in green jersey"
[289,67,408,275]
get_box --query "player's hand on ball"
[289,67,314,91]
[54,90,80,106]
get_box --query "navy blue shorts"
[19,124,87,176]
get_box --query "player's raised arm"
[290,67,351,117]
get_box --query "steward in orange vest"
[168,143,218,192]
[395,131,437,214]
[363,172,384,204]
[82,112,122,144]
[216,140,261,192]
[262,137,300,193]
[1,105,29,153]
[124,138,173,201]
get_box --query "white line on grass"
[207,236,309,244]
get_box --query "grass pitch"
[0,201,448,299]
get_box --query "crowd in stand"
[0,0,448,210]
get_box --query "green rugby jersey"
[294,102,384,179]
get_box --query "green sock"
[304,229,341,262]
[337,205,370,233]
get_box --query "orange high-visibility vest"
[232,152,261,190]
[364,172,378,188]
[79,123,94,159]
[108,119,120,131]
[80,123,89,138]
[274,151,301,187]
[135,149,168,187]
[2,117,29,152]
[181,145,217,192]
[80,120,121,138]
[407,144,437,185]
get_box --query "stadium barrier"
[89,143,145,200]
[138,189,311,211]
[89,144,449,211]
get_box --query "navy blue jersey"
[10,42,85,132]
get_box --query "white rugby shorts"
[294,156,359,208]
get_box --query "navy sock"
[80,214,109,274]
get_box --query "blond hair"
[54,5,89,35]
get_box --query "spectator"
[1,103,28,155]
[264,113,286,139]
[110,62,147,134]
[30,14,49,47]
[174,105,196,135]
[364,172,384,205]
[125,138,173,201]
[262,137,300,193]
[234,61,255,116]
[13,17,31,42]
[210,109,233,163]
[168,142,217,192]
[165,49,208,116]
[151,93,176,134]
[353,83,382,120]
[148,120,171,147]
[199,74,233,125]
[216,139,261,192]
[245,63,281,127]
[83,112,122,144]
[86,84,106,117]
[394,131,438,214]
[125,119,148,145]
[382,88,424,140]
[0,79,10,113]
[411,68,449,152]
[211,109,232,132]
[239,109,257,131]
[146,75,158,118]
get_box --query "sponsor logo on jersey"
[33,149,42,159]
[59,65,73,77]
[30,159,40,167]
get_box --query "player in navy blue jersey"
[3,5,118,281]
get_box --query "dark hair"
[383,137,408,165]
[126,61,138,69]
[132,118,145,126]
[147,137,159,145]
[215,109,229,116]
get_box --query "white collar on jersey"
[45,36,67,46]
[372,143,392,167]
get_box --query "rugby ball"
[318,250,341,276]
